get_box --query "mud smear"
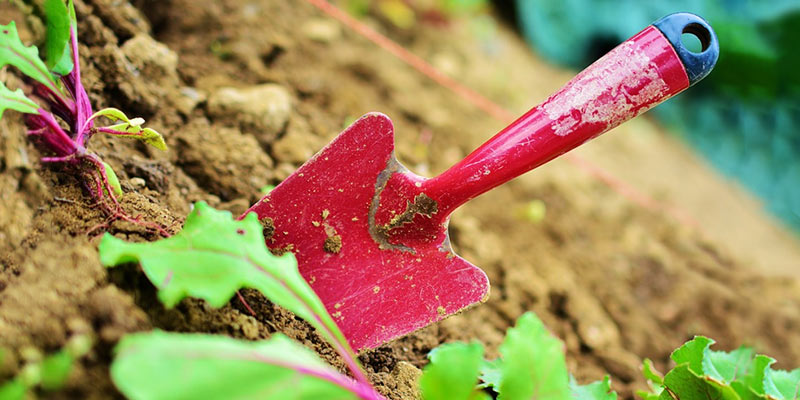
[259,216,275,240]
[384,193,438,230]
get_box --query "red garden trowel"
[243,13,719,351]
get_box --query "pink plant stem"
[293,366,385,400]
[69,28,82,94]
[250,262,371,387]
[247,353,386,400]
[235,291,257,317]
[36,109,79,156]
[84,153,121,209]
[80,113,109,134]
[41,155,77,163]
[68,27,94,146]
[27,127,48,136]
[34,83,75,118]
[316,316,370,387]
[90,168,105,203]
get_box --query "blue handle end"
[654,13,719,86]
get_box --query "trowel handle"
[423,13,718,215]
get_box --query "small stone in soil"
[129,177,146,189]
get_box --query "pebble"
[121,34,179,82]
[129,177,146,189]
[272,120,321,164]
[301,18,341,43]
[207,84,292,138]
[174,86,207,114]
[431,52,462,77]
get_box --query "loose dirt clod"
[323,234,342,253]
[269,243,295,257]
[260,216,275,239]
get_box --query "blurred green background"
[510,0,800,232]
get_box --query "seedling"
[101,202,382,399]
[639,337,800,400]
[420,312,617,400]
[0,0,167,235]
[0,334,92,400]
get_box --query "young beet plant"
[100,203,621,400]
[100,203,381,400]
[0,334,92,399]
[1,0,166,234]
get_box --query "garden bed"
[1,1,798,399]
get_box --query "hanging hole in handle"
[681,22,711,53]
[653,13,719,86]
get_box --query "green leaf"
[99,202,350,356]
[477,358,501,389]
[39,350,73,391]
[92,107,167,150]
[571,376,617,400]
[68,0,77,29]
[111,331,359,400]
[44,0,75,75]
[638,359,665,400]
[101,161,123,198]
[105,122,168,151]
[89,107,131,122]
[662,363,741,400]
[662,337,758,400]
[0,379,26,400]
[638,336,799,400]
[420,342,484,400]
[703,347,755,385]
[764,368,800,400]
[0,21,61,95]
[496,312,570,400]
[642,359,664,386]
[0,81,40,120]
[478,314,616,400]
[636,390,662,400]
[732,355,774,399]
[670,336,714,376]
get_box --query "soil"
[1,1,799,399]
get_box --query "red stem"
[247,258,371,387]
[235,291,257,317]
[68,27,94,146]
[36,109,80,156]
[84,153,121,208]
[223,351,387,400]
[35,81,76,118]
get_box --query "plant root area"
[1,1,799,399]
